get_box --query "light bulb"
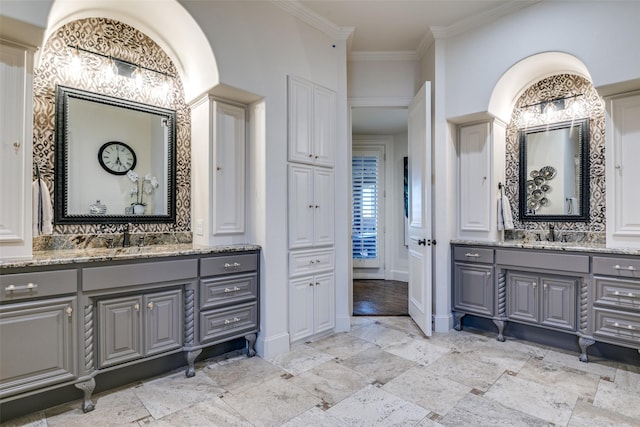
[103,57,117,81]
[132,67,144,88]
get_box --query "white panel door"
[0,43,31,247]
[287,76,313,164]
[288,165,314,249]
[407,82,433,337]
[213,101,245,235]
[607,92,640,248]
[288,276,315,341]
[459,122,491,234]
[314,272,335,335]
[313,85,336,167]
[313,167,334,247]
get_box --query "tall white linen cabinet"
[287,75,336,342]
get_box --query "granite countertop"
[0,243,261,269]
[450,240,640,256]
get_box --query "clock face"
[98,141,137,175]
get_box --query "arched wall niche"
[45,0,218,102]
[487,52,605,242]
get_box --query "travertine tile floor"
[4,316,640,426]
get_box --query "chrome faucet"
[122,224,131,247]
[548,224,555,242]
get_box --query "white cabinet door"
[606,92,640,249]
[287,75,335,167]
[288,165,334,249]
[0,42,33,259]
[313,167,334,247]
[288,164,314,249]
[288,276,315,342]
[213,101,245,235]
[313,85,335,167]
[313,272,335,335]
[287,76,314,164]
[458,122,491,235]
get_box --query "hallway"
[4,317,639,426]
[353,280,408,316]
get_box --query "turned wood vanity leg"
[453,312,465,331]
[579,337,595,362]
[74,378,96,413]
[185,349,202,378]
[492,319,506,342]
[245,333,257,357]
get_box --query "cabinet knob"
[134,303,140,312]
[147,302,154,310]
[308,154,313,158]
[65,306,73,317]
[315,205,319,209]
[13,141,20,153]
[543,283,548,290]
[532,282,537,289]
[486,271,491,277]
[309,204,314,208]
[309,260,315,264]
[309,282,314,287]
[316,282,320,286]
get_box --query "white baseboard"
[433,313,453,333]
[256,331,290,359]
[388,270,408,282]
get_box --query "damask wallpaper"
[504,74,606,239]
[33,18,191,240]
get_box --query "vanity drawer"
[594,277,640,311]
[495,249,589,273]
[1,269,77,302]
[82,259,197,291]
[453,247,494,264]
[593,256,640,278]
[593,308,640,346]
[200,273,257,310]
[289,248,334,277]
[200,302,258,344]
[200,253,258,277]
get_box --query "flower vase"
[133,204,145,215]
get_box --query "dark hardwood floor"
[353,279,408,316]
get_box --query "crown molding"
[348,50,419,62]
[430,0,540,40]
[272,1,354,41]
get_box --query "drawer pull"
[612,322,636,331]
[4,283,38,293]
[224,317,241,325]
[613,265,636,271]
[224,262,241,269]
[224,286,241,293]
[612,290,639,298]
[464,253,480,258]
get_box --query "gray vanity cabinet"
[97,289,182,368]
[592,256,640,349]
[0,269,78,399]
[0,296,77,399]
[506,271,577,331]
[452,246,494,330]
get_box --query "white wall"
[348,58,419,101]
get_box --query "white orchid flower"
[126,169,139,182]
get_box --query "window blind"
[352,154,379,262]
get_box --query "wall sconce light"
[67,45,174,82]
[520,93,585,125]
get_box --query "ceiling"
[294,0,537,135]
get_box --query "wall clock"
[97,141,137,175]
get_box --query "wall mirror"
[55,86,177,224]
[519,118,589,222]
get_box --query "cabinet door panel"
[541,277,576,331]
[507,272,538,324]
[289,276,315,341]
[98,296,142,368]
[454,263,493,316]
[313,168,334,246]
[144,290,182,356]
[288,165,314,248]
[287,76,313,164]
[0,297,76,398]
[313,85,335,167]
[458,122,491,233]
[314,272,335,335]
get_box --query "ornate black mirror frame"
[55,85,177,224]
[519,118,590,222]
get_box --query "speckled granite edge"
[0,244,261,269]
[450,239,640,256]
